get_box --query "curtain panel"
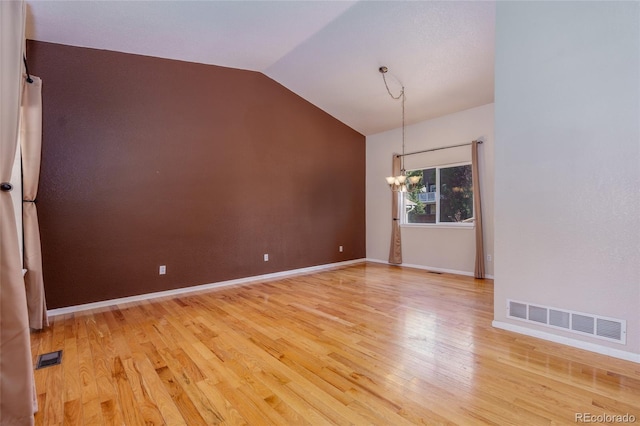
[0,0,37,424]
[21,76,48,330]
[471,140,485,279]
[388,154,402,264]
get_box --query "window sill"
[401,223,474,230]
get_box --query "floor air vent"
[507,300,626,344]
[36,350,63,369]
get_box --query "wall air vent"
[528,305,547,324]
[507,300,626,344]
[509,301,527,319]
[571,314,594,334]
[549,309,570,329]
[597,318,623,341]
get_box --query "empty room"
[1,1,639,425]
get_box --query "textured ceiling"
[25,1,495,136]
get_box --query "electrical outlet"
[339,246,343,252]
[487,255,492,262]
[159,265,166,275]
[263,254,269,262]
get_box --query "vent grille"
[572,314,594,334]
[36,350,63,369]
[528,305,547,324]
[507,300,626,344]
[597,319,622,340]
[549,309,570,329]
[509,301,527,319]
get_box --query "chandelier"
[379,66,419,192]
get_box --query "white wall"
[494,1,640,357]
[367,103,494,276]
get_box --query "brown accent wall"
[27,41,365,309]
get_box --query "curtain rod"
[395,140,483,158]
[23,55,33,84]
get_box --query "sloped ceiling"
[26,1,495,136]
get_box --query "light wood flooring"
[32,263,640,425]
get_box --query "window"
[403,163,473,226]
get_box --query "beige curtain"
[388,154,402,264]
[0,0,37,424]
[471,140,485,279]
[21,76,48,330]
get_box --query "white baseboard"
[365,258,494,279]
[48,258,366,317]
[364,258,390,265]
[492,320,640,363]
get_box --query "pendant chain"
[381,72,406,173]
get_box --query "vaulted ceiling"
[26,1,495,136]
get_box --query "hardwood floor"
[32,263,640,425]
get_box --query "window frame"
[400,161,474,228]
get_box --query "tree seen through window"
[404,164,473,224]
